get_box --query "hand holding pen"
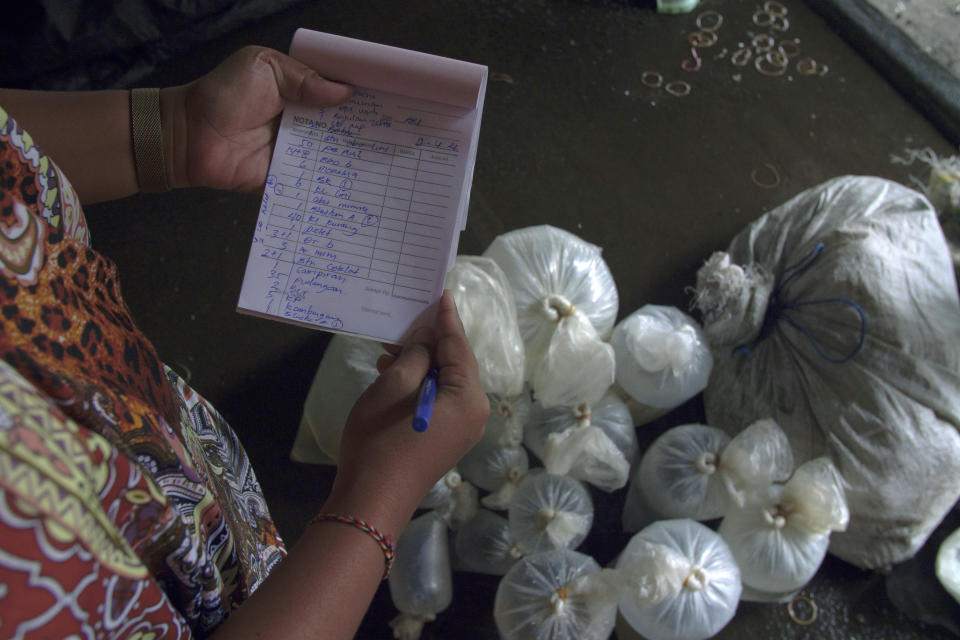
[332,291,489,524]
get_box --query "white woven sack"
[693,175,960,569]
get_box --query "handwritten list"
[238,31,487,343]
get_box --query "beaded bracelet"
[309,513,396,579]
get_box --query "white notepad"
[237,29,487,343]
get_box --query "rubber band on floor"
[751,162,781,188]
[665,80,691,97]
[642,71,664,88]
[787,594,817,626]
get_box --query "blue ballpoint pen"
[412,368,439,432]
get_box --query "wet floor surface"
[84,0,959,637]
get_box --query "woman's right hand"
[326,290,489,535]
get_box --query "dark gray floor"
[83,0,960,638]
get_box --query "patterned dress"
[0,105,285,639]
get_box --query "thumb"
[256,48,354,107]
[380,326,435,389]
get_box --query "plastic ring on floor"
[764,0,789,17]
[751,163,781,188]
[770,14,790,31]
[696,10,724,31]
[766,49,789,68]
[787,594,818,626]
[682,47,703,72]
[665,80,692,97]
[779,39,801,58]
[731,47,753,67]
[689,30,718,47]
[753,10,775,27]
[797,57,819,75]
[641,71,664,88]
[752,33,775,53]
[756,53,787,76]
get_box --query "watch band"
[130,87,170,193]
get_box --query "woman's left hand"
[163,46,353,192]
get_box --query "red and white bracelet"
[309,513,396,579]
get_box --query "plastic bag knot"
[541,294,576,322]
[683,566,709,591]
[763,504,789,529]
[535,508,558,531]
[694,251,774,347]
[550,586,569,614]
[695,451,718,475]
[573,403,592,428]
[444,471,463,489]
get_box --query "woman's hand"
[162,46,353,192]
[325,291,489,536]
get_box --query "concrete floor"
[866,0,960,78]
[83,0,959,638]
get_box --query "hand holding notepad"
[237,30,487,344]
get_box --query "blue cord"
[733,243,868,364]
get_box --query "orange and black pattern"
[0,105,285,639]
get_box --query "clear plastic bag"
[524,392,637,492]
[457,430,529,511]
[484,225,618,408]
[388,511,452,639]
[636,424,732,521]
[693,176,960,568]
[508,471,594,553]
[612,305,713,410]
[630,420,793,527]
[445,256,526,397]
[936,525,960,605]
[291,334,382,464]
[453,509,524,576]
[610,383,672,427]
[718,457,848,597]
[494,548,620,640]
[716,418,794,507]
[419,469,479,531]
[616,519,742,640]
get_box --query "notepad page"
[237,87,478,343]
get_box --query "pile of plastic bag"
[290,175,960,638]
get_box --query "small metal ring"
[731,47,753,67]
[752,33,775,53]
[641,71,664,88]
[779,39,801,58]
[787,594,818,626]
[764,0,789,17]
[696,10,724,32]
[665,80,691,97]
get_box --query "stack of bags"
[291,176,960,639]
